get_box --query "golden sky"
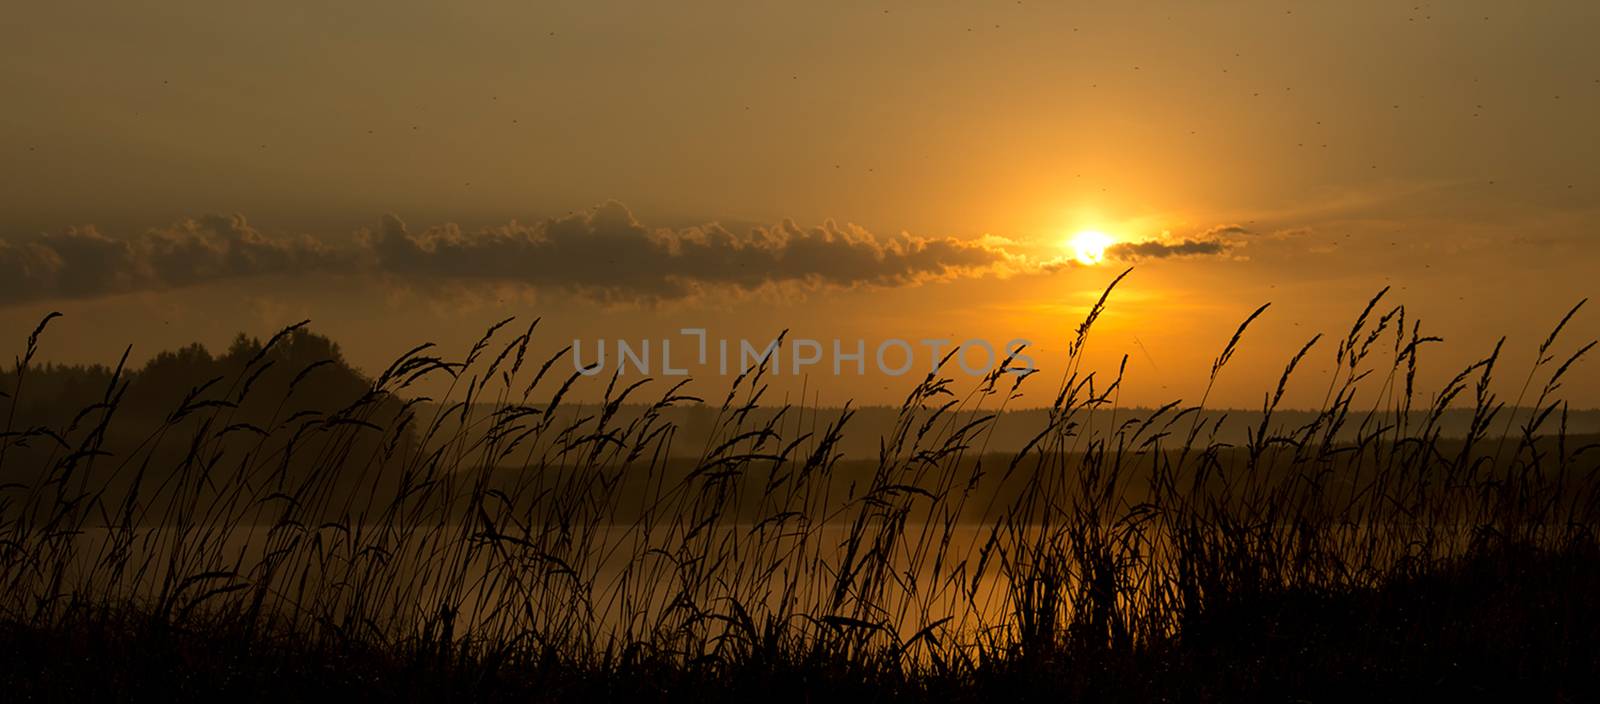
[2,1,1597,407]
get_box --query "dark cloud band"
[0,215,345,305]
[0,202,1017,305]
[0,202,1242,305]
[1106,238,1229,260]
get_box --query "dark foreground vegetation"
[2,280,1597,701]
[4,538,1595,702]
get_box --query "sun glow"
[1067,230,1115,265]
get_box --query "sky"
[1,0,1597,408]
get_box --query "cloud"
[1107,238,1230,260]
[366,201,1021,301]
[0,202,1024,306]
[1089,222,1271,262]
[1201,224,1254,238]
[0,215,343,305]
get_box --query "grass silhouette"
[2,277,1597,701]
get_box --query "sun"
[1066,230,1115,266]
